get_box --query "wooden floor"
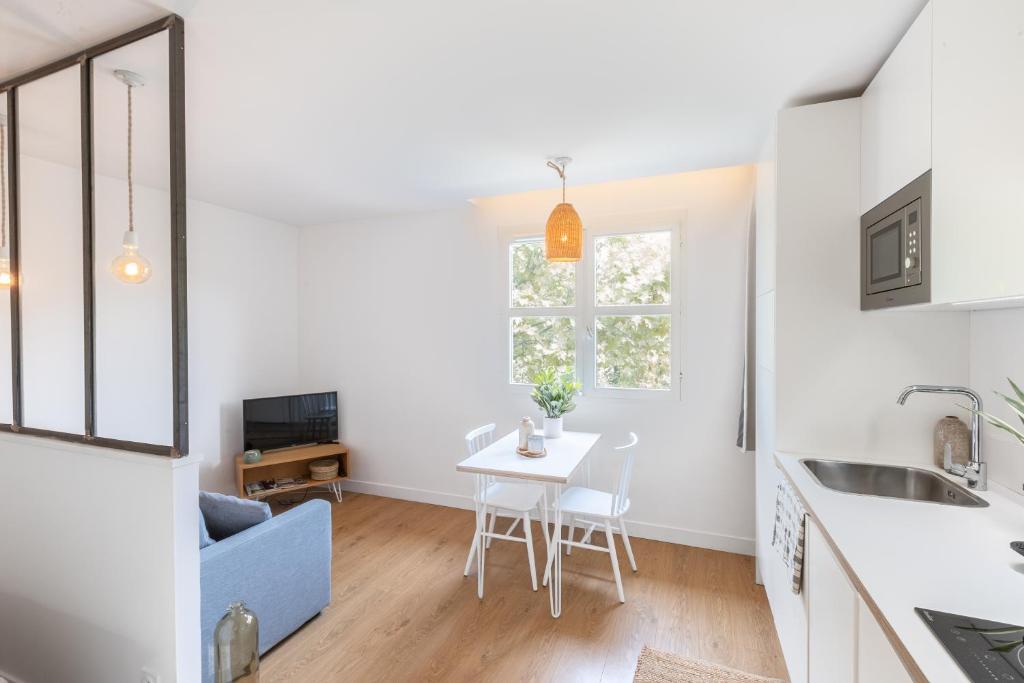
[261,492,788,682]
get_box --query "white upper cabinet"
[860,3,932,215]
[931,0,1024,305]
[861,0,1024,307]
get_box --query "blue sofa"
[200,497,332,683]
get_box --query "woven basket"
[309,458,339,481]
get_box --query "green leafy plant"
[530,369,582,419]
[967,378,1024,447]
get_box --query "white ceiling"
[0,0,927,226]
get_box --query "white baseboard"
[341,479,476,511]
[340,478,754,556]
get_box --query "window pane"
[511,240,574,307]
[596,315,671,390]
[19,65,85,433]
[511,316,575,384]
[595,231,671,306]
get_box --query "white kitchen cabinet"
[806,517,914,683]
[860,2,931,215]
[860,0,1024,307]
[930,0,1024,305]
[806,519,857,683]
[857,600,914,683]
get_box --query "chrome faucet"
[897,385,986,490]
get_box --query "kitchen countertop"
[776,451,1024,683]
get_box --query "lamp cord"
[546,160,567,203]
[127,82,134,233]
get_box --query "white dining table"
[455,429,601,618]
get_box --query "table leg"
[477,474,488,599]
[547,482,563,618]
[541,488,550,587]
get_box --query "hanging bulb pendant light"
[111,69,152,284]
[544,157,583,263]
[0,113,13,288]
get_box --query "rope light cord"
[126,81,134,233]
[546,159,567,203]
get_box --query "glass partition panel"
[0,95,12,424]
[92,31,173,445]
[18,66,85,434]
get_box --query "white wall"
[187,198,302,492]
[0,434,200,683]
[297,166,759,553]
[970,308,1024,494]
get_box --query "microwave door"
[865,208,905,295]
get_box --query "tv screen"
[243,391,339,452]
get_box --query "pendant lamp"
[110,69,152,284]
[544,157,583,262]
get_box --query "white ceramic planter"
[544,416,563,438]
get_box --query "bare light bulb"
[0,258,12,288]
[111,231,151,284]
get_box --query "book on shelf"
[245,477,310,497]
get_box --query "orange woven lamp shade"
[545,202,583,262]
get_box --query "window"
[508,240,576,383]
[505,215,682,397]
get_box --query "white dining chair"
[555,432,638,603]
[462,423,550,592]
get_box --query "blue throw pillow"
[199,491,272,541]
[199,508,215,549]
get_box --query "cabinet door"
[930,0,1024,304]
[860,2,932,214]
[806,519,857,683]
[857,599,913,683]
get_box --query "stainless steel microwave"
[860,171,931,310]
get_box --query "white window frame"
[501,210,686,400]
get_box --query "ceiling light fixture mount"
[111,69,152,284]
[544,156,583,263]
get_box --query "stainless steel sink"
[801,459,989,507]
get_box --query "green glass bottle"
[214,601,259,682]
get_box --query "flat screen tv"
[242,391,339,452]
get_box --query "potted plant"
[530,369,581,438]
[971,378,1024,447]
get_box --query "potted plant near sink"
[971,378,1024,447]
[530,369,581,439]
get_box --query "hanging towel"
[771,481,806,594]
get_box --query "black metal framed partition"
[0,15,188,457]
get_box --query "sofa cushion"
[199,508,215,549]
[199,491,272,541]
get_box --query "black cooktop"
[917,608,1024,681]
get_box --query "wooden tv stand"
[235,443,348,503]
